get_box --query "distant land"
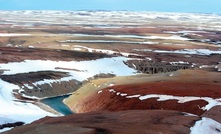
[0,0,221,14]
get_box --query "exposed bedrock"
[132,52,221,66]
[0,71,82,98]
[0,122,24,130]
[0,71,117,98]
[124,60,191,74]
[19,79,81,98]
[182,33,221,45]
[3,110,202,134]
[0,71,70,84]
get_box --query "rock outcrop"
[0,122,24,130]
[0,71,82,98]
[125,60,191,74]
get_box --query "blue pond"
[41,94,73,115]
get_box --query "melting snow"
[71,34,190,41]
[0,79,56,129]
[60,40,158,45]
[98,90,102,94]
[169,73,174,76]
[139,94,221,110]
[109,89,117,93]
[72,45,150,59]
[126,95,141,98]
[0,57,136,79]
[108,83,115,87]
[170,61,189,65]
[120,93,128,97]
[0,117,16,125]
[0,33,31,37]
[134,49,221,55]
[190,118,221,134]
[110,91,221,111]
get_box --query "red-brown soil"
[75,94,208,115]
[65,69,221,115]
[201,106,221,123]
[3,110,201,134]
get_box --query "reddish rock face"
[3,110,201,134]
[66,69,221,115]
[69,87,208,115]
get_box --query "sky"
[0,0,221,14]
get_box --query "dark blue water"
[41,95,73,115]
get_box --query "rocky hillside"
[65,69,221,116]
[3,110,221,134]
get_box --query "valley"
[0,11,220,133]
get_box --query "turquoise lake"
[41,95,73,115]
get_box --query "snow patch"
[102,90,221,111]
[79,34,189,41]
[0,56,137,131]
[139,94,221,111]
[98,90,102,94]
[126,95,141,98]
[0,57,137,80]
[190,117,221,134]
[109,89,116,93]
[120,93,128,97]
[134,49,221,55]
[28,46,34,48]
[0,33,31,37]
[0,79,56,127]
[0,117,16,125]
[61,40,158,45]
[170,61,189,65]
[108,83,115,87]
[72,45,149,59]
[169,73,173,77]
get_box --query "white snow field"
[0,79,56,132]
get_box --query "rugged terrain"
[3,110,221,134]
[2,107,221,134]
[0,11,220,133]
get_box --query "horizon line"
[0,9,220,15]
